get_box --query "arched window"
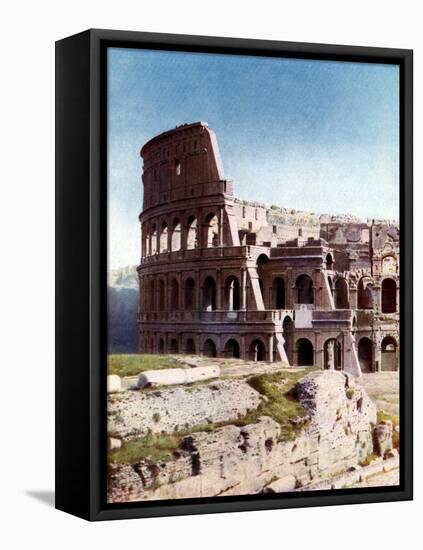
[170,279,179,311]
[169,338,179,354]
[203,339,216,357]
[324,339,342,370]
[224,276,240,310]
[159,221,168,253]
[273,277,285,309]
[381,278,397,313]
[296,338,314,366]
[326,253,334,270]
[171,218,181,251]
[295,275,314,304]
[358,278,373,309]
[203,276,216,311]
[157,279,165,311]
[205,212,219,248]
[381,336,398,371]
[249,339,266,362]
[184,277,196,311]
[282,316,294,364]
[335,278,349,309]
[224,339,240,358]
[158,338,165,354]
[186,216,198,249]
[358,337,373,372]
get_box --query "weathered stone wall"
[108,370,378,502]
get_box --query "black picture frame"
[55,28,413,521]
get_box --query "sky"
[107,47,399,270]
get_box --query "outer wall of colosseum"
[137,122,399,375]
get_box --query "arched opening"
[249,339,266,362]
[148,279,155,311]
[358,337,373,373]
[381,278,397,313]
[295,275,314,304]
[203,339,217,358]
[223,339,240,358]
[205,212,219,248]
[159,221,168,253]
[184,277,196,311]
[328,276,334,296]
[185,338,196,354]
[324,338,342,370]
[296,338,314,366]
[158,338,165,354]
[170,279,179,311]
[151,224,158,255]
[326,253,334,270]
[157,279,165,311]
[256,254,269,307]
[358,278,373,309]
[335,278,349,309]
[381,336,398,371]
[273,277,285,309]
[382,255,397,275]
[171,218,181,251]
[224,276,240,310]
[203,276,216,311]
[186,216,198,249]
[169,338,179,354]
[282,316,294,363]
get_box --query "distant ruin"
[137,122,399,374]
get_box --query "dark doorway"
[224,339,240,358]
[274,277,285,309]
[381,278,396,313]
[358,337,373,372]
[297,338,314,366]
[249,339,266,361]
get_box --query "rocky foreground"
[107,363,399,503]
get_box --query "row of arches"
[357,335,398,372]
[142,211,222,257]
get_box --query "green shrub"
[107,354,182,377]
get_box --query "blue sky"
[107,47,399,269]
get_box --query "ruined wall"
[108,370,377,502]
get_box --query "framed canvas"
[55,29,413,521]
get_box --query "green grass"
[107,354,182,377]
[109,368,317,465]
[375,395,400,405]
[359,452,379,467]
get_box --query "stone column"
[326,340,334,370]
[268,334,274,363]
[216,269,223,310]
[218,206,224,247]
[241,268,247,310]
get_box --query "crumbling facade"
[137,122,399,374]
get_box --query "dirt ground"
[358,372,400,415]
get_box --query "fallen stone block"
[263,475,296,494]
[107,374,122,393]
[137,366,220,389]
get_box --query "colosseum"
[137,121,399,375]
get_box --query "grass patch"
[107,354,182,377]
[109,368,317,465]
[375,395,400,405]
[377,410,400,450]
[359,452,379,467]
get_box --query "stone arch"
[249,338,266,362]
[157,279,165,311]
[142,222,150,257]
[170,278,179,311]
[326,253,334,270]
[223,338,240,358]
[323,338,342,370]
[381,278,397,313]
[169,338,179,354]
[335,278,349,309]
[295,274,314,304]
[202,276,216,311]
[205,212,219,248]
[224,275,240,311]
[358,337,373,373]
[185,337,196,354]
[296,338,314,366]
[159,220,168,253]
[184,277,196,311]
[158,337,165,354]
[186,215,198,250]
[171,218,181,251]
[203,338,217,358]
[273,277,285,309]
[358,278,373,309]
[381,336,398,371]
